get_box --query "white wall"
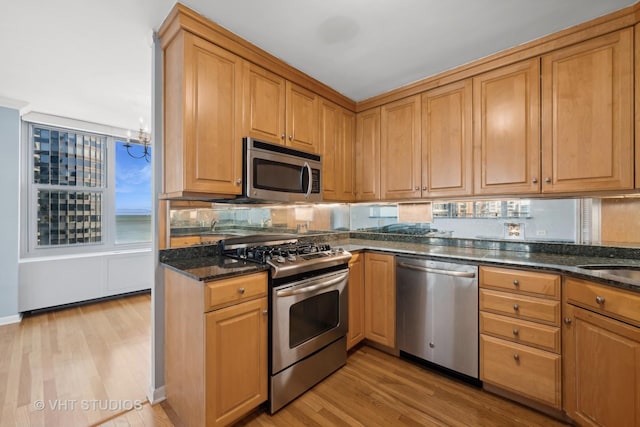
[0,106,20,322]
[19,250,152,312]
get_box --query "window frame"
[21,117,152,258]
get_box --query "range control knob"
[276,256,286,264]
[287,254,296,262]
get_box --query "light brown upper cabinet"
[243,63,286,145]
[243,63,319,153]
[380,95,422,200]
[319,98,355,201]
[421,80,473,198]
[541,28,634,193]
[355,108,381,201]
[287,82,320,153]
[636,24,640,189]
[473,59,541,196]
[163,31,244,198]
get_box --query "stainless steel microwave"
[243,137,322,203]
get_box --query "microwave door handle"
[303,162,312,198]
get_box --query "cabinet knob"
[428,342,435,348]
[289,135,293,141]
[238,287,245,294]
[595,296,605,305]
[262,310,268,316]
[532,178,538,184]
[545,177,551,183]
[513,304,520,311]
[422,186,427,191]
[513,328,519,336]
[281,134,285,140]
[564,317,572,325]
[235,178,242,185]
[513,353,520,361]
[513,279,519,287]
[415,186,419,191]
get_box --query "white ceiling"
[0,0,636,132]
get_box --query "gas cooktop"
[221,234,351,279]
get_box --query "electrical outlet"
[536,230,547,236]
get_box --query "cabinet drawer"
[480,266,560,299]
[480,289,560,326]
[205,272,267,311]
[565,277,640,326]
[170,236,201,247]
[480,335,561,408]
[480,312,560,353]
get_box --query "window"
[32,126,106,247]
[115,140,152,244]
[24,121,152,256]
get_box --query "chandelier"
[124,120,151,162]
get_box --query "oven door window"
[289,290,339,348]
[253,159,306,193]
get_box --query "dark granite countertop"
[162,254,269,282]
[160,233,640,292]
[334,239,640,293]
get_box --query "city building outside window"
[23,120,151,256]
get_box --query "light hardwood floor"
[1,293,567,427]
[0,293,155,427]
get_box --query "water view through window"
[115,141,151,244]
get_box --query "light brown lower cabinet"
[479,266,562,410]
[347,252,365,349]
[480,335,561,407]
[364,252,396,348]
[165,269,268,427]
[563,278,640,427]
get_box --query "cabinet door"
[636,24,640,189]
[355,108,381,201]
[206,297,268,427]
[243,63,286,145]
[319,98,341,200]
[364,252,395,348]
[421,80,473,198]
[542,28,633,193]
[473,59,540,195]
[181,33,244,196]
[347,253,365,350]
[563,304,640,427]
[338,108,356,201]
[381,95,422,200]
[286,82,319,153]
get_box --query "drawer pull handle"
[513,279,519,287]
[513,304,519,311]
[513,353,520,361]
[595,296,605,304]
[238,287,246,294]
[564,317,572,325]
[513,328,519,336]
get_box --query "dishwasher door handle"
[397,262,476,278]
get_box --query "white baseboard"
[147,385,166,405]
[0,314,22,326]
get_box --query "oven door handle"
[276,273,346,297]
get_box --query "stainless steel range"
[222,235,351,413]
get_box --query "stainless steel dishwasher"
[396,256,479,380]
